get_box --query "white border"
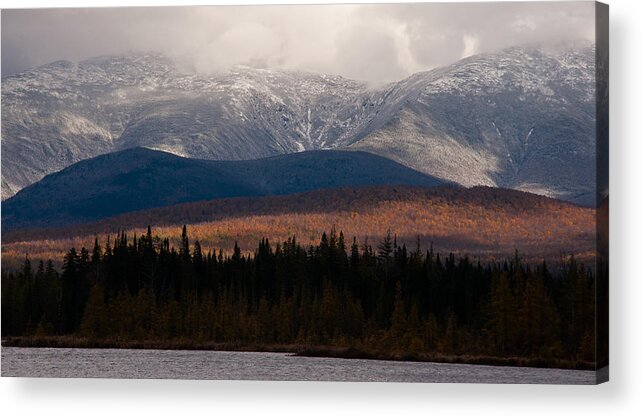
[1,0,641,416]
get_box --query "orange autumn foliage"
[2,185,595,269]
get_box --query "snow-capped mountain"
[0,55,371,198]
[1,42,596,205]
[347,42,596,205]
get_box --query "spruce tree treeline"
[1,226,596,363]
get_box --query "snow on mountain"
[1,53,375,199]
[1,43,597,205]
[346,42,596,205]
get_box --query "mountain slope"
[1,148,444,229]
[346,43,596,205]
[1,43,596,204]
[0,56,372,200]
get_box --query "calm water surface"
[1,347,595,384]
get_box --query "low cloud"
[1,2,595,82]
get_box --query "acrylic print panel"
[0,1,608,384]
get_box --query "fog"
[1,2,595,82]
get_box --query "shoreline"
[2,336,596,372]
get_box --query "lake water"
[1,347,596,384]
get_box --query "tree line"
[1,226,596,363]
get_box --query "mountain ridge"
[1,42,596,204]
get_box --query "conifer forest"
[2,226,599,369]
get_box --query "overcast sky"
[1,2,595,83]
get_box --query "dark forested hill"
[1,148,444,229]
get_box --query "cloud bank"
[1,2,595,82]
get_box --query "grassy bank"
[294,346,596,371]
[1,335,303,354]
[2,336,595,371]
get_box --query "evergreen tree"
[1,227,594,367]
